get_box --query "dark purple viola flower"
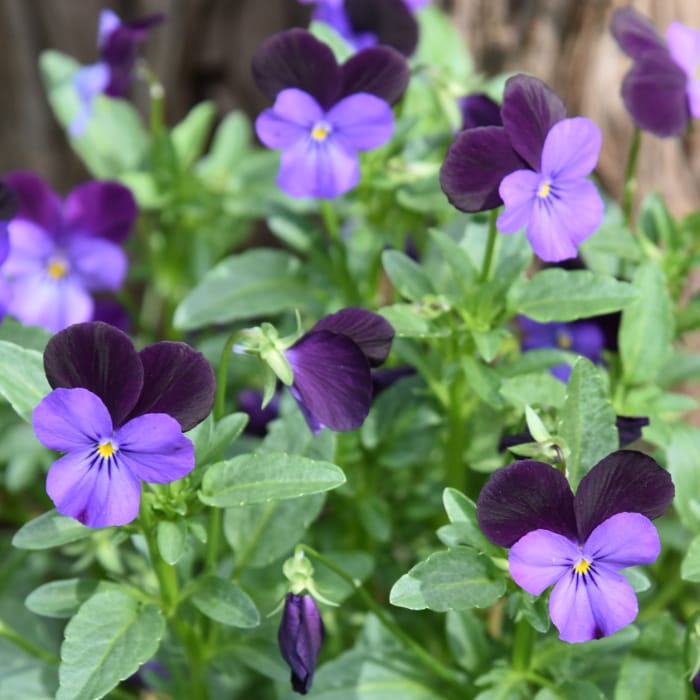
[519,315,605,382]
[615,416,649,447]
[70,9,164,136]
[458,93,503,130]
[284,307,394,434]
[92,298,131,333]
[31,322,216,528]
[279,593,324,695]
[611,7,700,137]
[238,389,280,437]
[476,450,674,643]
[2,172,137,332]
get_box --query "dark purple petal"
[574,450,675,541]
[509,528,575,595]
[476,460,577,548]
[0,181,18,221]
[621,50,689,137]
[344,0,419,57]
[339,46,410,105]
[285,330,373,432]
[440,126,527,212]
[371,365,416,396]
[3,171,62,235]
[278,593,324,695]
[459,93,503,129]
[610,6,666,61]
[64,181,137,243]
[252,29,341,110]
[501,75,567,171]
[238,389,280,436]
[126,342,216,431]
[311,307,394,367]
[615,415,649,447]
[43,321,144,427]
[584,512,660,570]
[115,413,195,483]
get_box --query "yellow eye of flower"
[97,440,117,458]
[556,331,573,349]
[311,123,331,142]
[573,558,591,575]
[537,181,551,199]
[47,257,69,280]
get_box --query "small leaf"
[382,250,436,302]
[171,101,217,168]
[25,579,118,619]
[442,488,501,556]
[12,510,95,550]
[681,534,700,582]
[157,519,187,565]
[191,575,260,628]
[194,412,249,466]
[0,341,50,421]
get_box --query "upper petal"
[344,0,419,57]
[43,321,144,427]
[610,6,666,61]
[63,181,137,243]
[574,450,675,541]
[501,75,567,171]
[540,117,602,180]
[327,93,395,151]
[32,387,113,451]
[476,460,577,548]
[115,413,195,484]
[508,528,577,595]
[666,21,700,79]
[252,29,341,110]
[459,93,503,129]
[125,342,216,430]
[311,307,394,367]
[339,46,410,105]
[583,512,660,570]
[285,330,372,432]
[3,171,62,235]
[440,126,527,212]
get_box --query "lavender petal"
[583,512,660,570]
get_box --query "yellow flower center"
[97,440,117,458]
[573,557,591,575]
[556,331,572,349]
[311,122,331,142]
[537,181,551,199]
[46,257,69,280]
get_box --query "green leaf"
[223,493,325,568]
[12,510,95,550]
[0,341,50,421]
[171,101,217,169]
[157,519,187,565]
[25,579,118,619]
[666,424,700,533]
[681,534,700,582]
[508,269,638,322]
[174,248,312,330]
[192,412,249,466]
[389,547,505,611]
[428,228,478,290]
[197,111,252,181]
[462,357,503,409]
[500,372,566,409]
[199,452,346,507]
[310,551,375,604]
[378,304,450,338]
[445,610,490,673]
[382,250,436,302]
[191,575,260,628]
[441,488,501,556]
[557,358,618,489]
[619,261,674,385]
[57,590,165,700]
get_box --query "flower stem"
[140,500,179,615]
[214,330,242,421]
[0,618,59,665]
[298,545,464,691]
[623,127,641,227]
[319,200,360,305]
[512,618,535,672]
[480,209,499,283]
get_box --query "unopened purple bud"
[278,593,324,695]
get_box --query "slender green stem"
[512,618,535,672]
[298,545,463,690]
[480,209,499,283]
[0,618,59,665]
[445,376,466,494]
[623,127,641,227]
[214,330,242,421]
[319,200,360,305]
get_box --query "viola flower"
[2,172,136,332]
[284,307,394,434]
[238,389,280,437]
[458,93,502,130]
[70,9,164,136]
[477,450,674,643]
[31,322,216,528]
[278,593,324,695]
[615,416,649,447]
[0,182,18,319]
[611,7,700,137]
[519,316,605,382]
[253,29,408,199]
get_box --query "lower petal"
[46,449,142,528]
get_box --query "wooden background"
[0,0,698,214]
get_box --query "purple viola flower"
[477,450,674,643]
[31,322,216,528]
[611,7,700,137]
[519,315,605,382]
[238,389,280,437]
[458,93,502,130]
[70,9,164,136]
[2,172,136,332]
[615,415,649,447]
[253,29,408,199]
[0,182,18,319]
[284,307,394,434]
[279,593,324,695]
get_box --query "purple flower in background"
[253,29,408,199]
[477,451,674,643]
[71,9,164,136]
[238,389,280,437]
[284,307,394,433]
[279,593,324,694]
[0,182,18,319]
[32,322,216,527]
[519,315,605,382]
[458,93,502,130]
[2,172,136,332]
[611,6,700,137]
